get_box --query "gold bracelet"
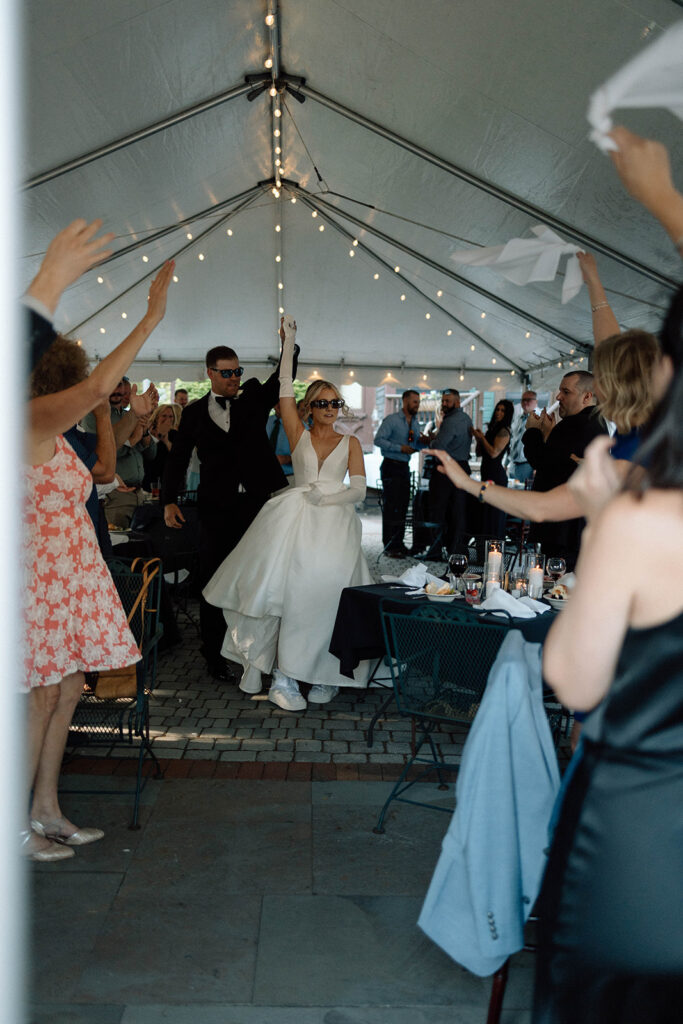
[591,301,609,312]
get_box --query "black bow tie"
[214,395,233,410]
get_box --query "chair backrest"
[106,557,163,652]
[380,602,510,726]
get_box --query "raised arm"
[277,315,305,451]
[29,262,173,445]
[90,401,117,483]
[577,252,620,344]
[607,127,683,256]
[26,218,115,318]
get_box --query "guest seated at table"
[472,399,513,539]
[143,402,182,492]
[22,255,173,862]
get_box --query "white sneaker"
[307,684,339,704]
[269,670,306,711]
[239,665,262,695]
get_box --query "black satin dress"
[533,609,683,1023]
[480,432,509,539]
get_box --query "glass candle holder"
[527,554,546,599]
[484,540,505,586]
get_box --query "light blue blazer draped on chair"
[418,630,560,976]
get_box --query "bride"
[203,315,372,711]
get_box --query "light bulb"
[97,276,103,284]
[275,158,281,166]
[274,128,280,138]
[349,249,354,257]
[349,371,354,377]
[76,339,82,346]
[525,331,531,339]
[447,329,452,336]
[496,377,501,383]
[226,228,233,236]
[470,344,475,351]
[557,362,563,368]
[480,312,486,319]
[269,87,277,98]
[274,108,281,118]
[275,224,281,232]
[373,273,379,280]
[264,57,273,69]
[318,224,324,232]
[511,369,515,375]
[290,196,296,203]
[394,265,400,273]
[265,13,275,26]
[460,373,464,381]
[278,282,283,290]
[272,187,280,197]
[352,238,358,246]
[142,255,149,263]
[400,294,406,301]
[569,348,575,355]
[99,327,106,334]
[121,312,127,319]
[311,211,317,218]
[425,313,431,319]
[275,255,281,262]
[275,177,281,187]
[173,275,179,283]
[492,358,496,364]
[275,146,281,155]
[423,374,427,380]
[186,232,193,240]
[437,289,443,297]
[198,253,205,261]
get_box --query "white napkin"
[588,21,683,152]
[450,226,583,304]
[477,589,536,618]
[556,572,576,590]
[518,595,550,615]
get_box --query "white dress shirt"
[208,390,231,433]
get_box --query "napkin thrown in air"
[587,21,683,153]
[450,225,583,304]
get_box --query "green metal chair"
[373,602,510,834]
[65,557,164,828]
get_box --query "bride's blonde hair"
[300,380,350,419]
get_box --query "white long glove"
[279,314,296,399]
[305,475,367,506]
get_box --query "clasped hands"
[525,409,555,439]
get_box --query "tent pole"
[24,81,253,189]
[308,190,591,354]
[70,187,269,334]
[298,84,677,292]
[293,187,526,373]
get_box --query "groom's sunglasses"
[210,366,244,379]
[310,399,344,409]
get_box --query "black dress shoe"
[206,659,234,682]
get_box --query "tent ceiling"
[22,0,682,391]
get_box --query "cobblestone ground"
[66,508,467,776]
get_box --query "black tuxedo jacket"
[162,369,290,513]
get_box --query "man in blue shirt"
[424,388,473,558]
[375,389,425,556]
[267,401,293,477]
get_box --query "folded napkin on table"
[476,589,550,618]
[518,595,550,615]
[450,225,583,304]
[587,21,683,153]
[381,562,445,594]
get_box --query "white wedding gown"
[203,429,373,687]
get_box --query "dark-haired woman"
[473,399,514,538]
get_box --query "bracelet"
[478,480,493,503]
[591,302,609,312]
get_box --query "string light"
[352,238,358,246]
[557,361,563,368]
[470,344,476,351]
[226,228,233,236]
[278,282,283,290]
[373,273,379,280]
[265,13,275,26]
[394,265,400,273]
[437,289,443,297]
[459,373,465,381]
[142,255,149,263]
[311,211,317,218]
[511,370,516,376]
[480,312,486,319]
[275,146,281,155]
[447,329,452,336]
[425,313,431,319]
[349,371,354,377]
[348,249,355,257]
[173,275,179,283]
[275,224,281,232]
[76,339,82,346]
[279,306,284,313]
[274,108,281,118]
[186,232,193,240]
[400,294,406,301]
[99,327,106,334]
[275,158,281,167]
[496,377,501,383]
[525,331,531,339]
[198,253,205,261]
[492,358,496,364]
[97,276,104,284]
[264,57,273,69]
[569,348,575,355]
[121,312,127,319]
[290,196,296,204]
[269,87,277,98]
[318,224,324,232]
[275,255,281,262]
[423,374,428,381]
[274,128,281,138]
[272,187,280,197]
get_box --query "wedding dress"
[203,426,373,690]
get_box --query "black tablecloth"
[329,583,556,679]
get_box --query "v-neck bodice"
[291,429,349,486]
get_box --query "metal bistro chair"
[373,602,510,834]
[66,557,164,828]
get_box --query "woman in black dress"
[534,285,683,1023]
[473,399,514,539]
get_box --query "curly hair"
[593,329,660,432]
[300,379,350,419]
[30,336,90,399]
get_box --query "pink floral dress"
[23,434,141,690]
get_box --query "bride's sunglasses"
[210,366,244,379]
[310,398,344,409]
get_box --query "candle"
[487,549,502,576]
[528,566,544,599]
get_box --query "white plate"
[545,595,569,610]
[427,593,456,603]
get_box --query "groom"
[162,340,298,680]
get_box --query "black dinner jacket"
[162,365,293,513]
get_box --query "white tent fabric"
[22,1,683,391]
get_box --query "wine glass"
[547,557,566,584]
[447,552,468,593]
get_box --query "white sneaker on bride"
[307,684,339,704]
[269,670,306,712]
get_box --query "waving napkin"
[450,226,583,304]
[588,21,683,153]
[476,589,550,618]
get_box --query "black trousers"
[198,496,262,665]
[427,460,471,554]
[380,459,411,550]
